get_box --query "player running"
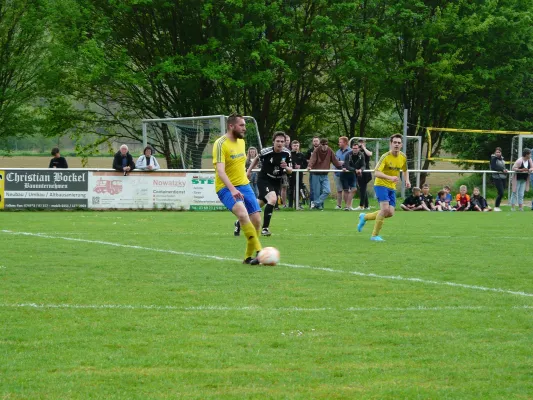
[357,134,411,241]
[235,132,292,237]
[214,114,263,264]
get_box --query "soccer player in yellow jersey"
[213,114,263,264]
[357,134,411,241]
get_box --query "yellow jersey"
[374,151,407,190]
[213,136,249,192]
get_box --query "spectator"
[343,142,365,210]
[443,185,453,208]
[288,140,307,209]
[136,146,160,171]
[435,190,452,211]
[401,187,424,211]
[470,186,492,212]
[113,144,135,175]
[245,147,259,198]
[356,138,373,210]
[306,136,320,205]
[307,138,343,210]
[49,148,68,169]
[510,148,533,211]
[279,134,291,208]
[334,136,351,210]
[420,183,435,211]
[490,147,508,212]
[455,185,470,211]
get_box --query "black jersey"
[258,147,292,180]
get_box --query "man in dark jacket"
[49,147,68,168]
[113,144,135,175]
[289,140,308,209]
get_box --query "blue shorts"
[217,184,261,215]
[374,185,396,207]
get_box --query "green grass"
[1,206,533,399]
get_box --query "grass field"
[1,207,533,399]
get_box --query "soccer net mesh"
[142,116,262,169]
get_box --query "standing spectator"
[401,187,424,211]
[343,142,365,210]
[420,183,435,211]
[334,136,351,210]
[136,146,160,171]
[490,147,508,211]
[306,136,320,206]
[455,185,471,211]
[49,148,68,169]
[113,144,135,175]
[307,138,343,210]
[279,134,291,208]
[470,187,492,212]
[357,138,373,210]
[510,148,533,211]
[288,140,307,209]
[245,147,259,198]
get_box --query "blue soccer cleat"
[357,213,366,232]
[370,236,385,242]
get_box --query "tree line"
[1,0,532,168]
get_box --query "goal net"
[141,115,262,169]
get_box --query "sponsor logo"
[93,178,123,195]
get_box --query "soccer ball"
[257,247,280,266]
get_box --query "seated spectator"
[435,190,452,211]
[136,146,160,171]
[470,186,492,212]
[401,187,424,211]
[420,183,435,211]
[49,148,68,169]
[113,144,135,175]
[443,185,453,208]
[455,185,470,211]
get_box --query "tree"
[0,0,49,143]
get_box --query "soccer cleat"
[243,257,261,265]
[370,236,385,241]
[357,213,366,232]
[234,220,241,236]
[261,228,272,236]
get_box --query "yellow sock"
[241,221,262,259]
[372,213,385,236]
[364,211,380,221]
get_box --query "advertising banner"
[2,170,88,209]
[88,172,225,210]
[0,170,4,210]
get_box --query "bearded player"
[214,114,263,264]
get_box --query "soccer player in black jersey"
[234,132,292,237]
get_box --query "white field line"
[2,229,533,298]
[1,302,532,312]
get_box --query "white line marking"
[2,229,533,298]
[0,303,531,312]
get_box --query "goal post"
[141,115,262,169]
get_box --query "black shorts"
[257,177,281,202]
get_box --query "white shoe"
[310,201,316,209]
[494,207,501,212]
[364,207,371,210]
[335,205,342,210]
[353,206,363,211]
